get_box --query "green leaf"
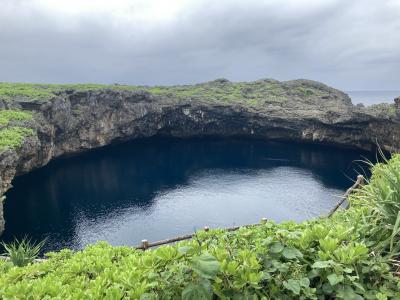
[283,279,301,295]
[178,246,194,255]
[282,247,303,259]
[299,277,310,287]
[376,292,388,300]
[308,269,320,279]
[352,282,365,292]
[182,281,213,300]
[140,293,157,300]
[312,260,334,269]
[336,285,363,300]
[191,253,220,279]
[327,273,344,286]
[232,293,259,300]
[270,242,284,254]
[322,282,334,294]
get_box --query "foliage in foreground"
[0,156,400,299]
[1,237,45,267]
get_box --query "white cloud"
[28,0,191,24]
[0,0,399,89]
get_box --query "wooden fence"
[327,174,365,217]
[136,174,365,250]
[0,175,365,261]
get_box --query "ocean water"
[346,90,400,106]
[0,138,372,252]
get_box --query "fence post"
[357,175,365,186]
[141,239,149,250]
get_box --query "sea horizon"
[346,90,400,106]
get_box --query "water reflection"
[1,138,371,252]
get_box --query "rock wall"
[395,97,400,120]
[0,84,399,235]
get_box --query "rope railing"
[0,175,365,260]
[136,175,365,250]
[136,219,268,250]
[327,174,365,218]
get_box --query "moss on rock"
[0,110,33,126]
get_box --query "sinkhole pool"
[0,137,372,252]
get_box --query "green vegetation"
[1,238,45,267]
[365,103,398,119]
[351,153,400,257]
[0,110,32,126]
[146,79,290,104]
[0,79,331,105]
[0,83,54,101]
[0,109,34,150]
[0,127,34,150]
[0,155,400,299]
[0,83,141,101]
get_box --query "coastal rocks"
[0,150,18,234]
[395,97,400,120]
[0,80,399,236]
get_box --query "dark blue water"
[0,138,372,252]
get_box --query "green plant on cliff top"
[0,83,56,101]
[0,83,141,101]
[0,80,334,106]
[0,127,34,150]
[0,110,33,126]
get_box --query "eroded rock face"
[0,150,18,234]
[0,81,399,235]
[395,97,400,120]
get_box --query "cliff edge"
[0,79,399,235]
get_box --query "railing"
[0,175,366,260]
[137,175,366,250]
[327,174,365,218]
[136,220,267,250]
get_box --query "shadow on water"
[1,137,375,252]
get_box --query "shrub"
[0,110,32,126]
[350,153,400,257]
[0,126,34,150]
[1,237,46,267]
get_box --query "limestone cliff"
[0,79,399,235]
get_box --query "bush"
[351,153,400,257]
[1,237,45,267]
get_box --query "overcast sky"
[0,0,399,90]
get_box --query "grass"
[0,155,399,298]
[364,103,398,119]
[0,109,34,150]
[0,83,54,101]
[0,83,141,101]
[0,79,336,106]
[0,110,33,126]
[350,151,400,257]
[0,127,34,150]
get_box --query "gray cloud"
[0,0,399,90]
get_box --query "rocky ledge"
[0,79,399,235]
